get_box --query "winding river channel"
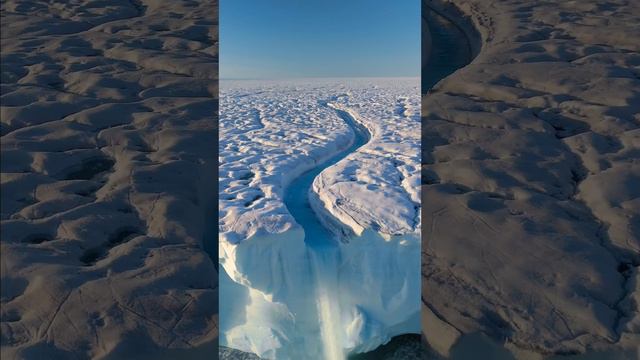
[282,102,370,360]
[283,103,370,250]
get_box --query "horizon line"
[220,75,421,81]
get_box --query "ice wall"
[219,226,420,359]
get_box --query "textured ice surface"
[1,1,218,358]
[219,78,421,359]
[422,0,640,358]
[219,78,420,243]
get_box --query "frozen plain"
[422,0,640,358]
[1,1,219,359]
[219,78,421,359]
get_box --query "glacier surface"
[421,0,640,358]
[219,78,421,359]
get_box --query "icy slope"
[422,0,640,357]
[219,78,421,359]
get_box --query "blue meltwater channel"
[282,102,370,360]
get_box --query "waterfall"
[311,249,345,360]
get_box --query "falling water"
[311,249,344,360]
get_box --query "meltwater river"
[282,103,370,360]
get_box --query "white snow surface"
[219,78,421,242]
[219,78,421,359]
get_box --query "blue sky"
[220,0,420,79]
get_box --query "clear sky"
[220,0,420,79]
